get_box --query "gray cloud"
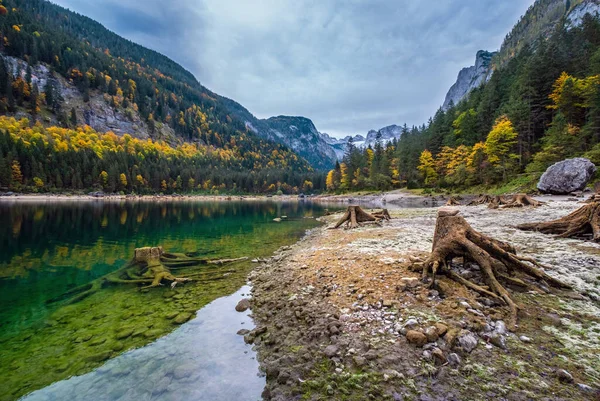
[53,0,533,137]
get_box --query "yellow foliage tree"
[417,150,437,186]
[484,116,518,181]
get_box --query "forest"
[0,0,325,194]
[327,14,600,193]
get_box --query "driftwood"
[517,201,600,241]
[410,209,570,329]
[330,206,390,229]
[47,247,248,304]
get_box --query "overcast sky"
[53,0,533,137]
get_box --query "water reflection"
[22,286,263,401]
[0,200,334,401]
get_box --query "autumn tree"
[484,116,518,181]
[418,150,437,187]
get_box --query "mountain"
[0,0,324,194]
[218,96,338,170]
[442,50,496,110]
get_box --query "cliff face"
[567,0,600,28]
[442,50,496,110]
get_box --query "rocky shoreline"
[243,201,600,400]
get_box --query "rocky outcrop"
[442,50,496,110]
[537,158,597,194]
[567,0,600,29]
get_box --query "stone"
[324,345,339,357]
[173,364,195,380]
[577,383,594,392]
[447,353,461,367]
[556,369,574,383]
[235,298,251,312]
[172,312,193,325]
[406,330,428,347]
[353,355,367,367]
[485,332,507,350]
[115,328,134,340]
[537,158,596,194]
[431,348,447,365]
[494,321,507,335]
[457,331,478,353]
[382,299,394,308]
[424,326,439,343]
[403,318,419,329]
[434,323,448,337]
[237,329,250,336]
[519,335,532,343]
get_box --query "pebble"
[494,321,507,335]
[458,332,478,353]
[406,330,428,347]
[324,344,339,357]
[447,353,461,367]
[235,298,251,312]
[519,335,532,343]
[556,369,574,383]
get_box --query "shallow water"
[22,285,263,401]
[0,200,331,401]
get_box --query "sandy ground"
[243,197,600,400]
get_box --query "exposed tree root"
[47,247,249,304]
[517,201,600,241]
[445,197,461,206]
[469,194,544,209]
[467,194,495,206]
[372,209,391,221]
[330,206,390,229]
[499,194,545,208]
[410,209,570,330]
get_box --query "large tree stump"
[48,247,248,304]
[517,201,600,241]
[500,194,545,208]
[467,194,494,206]
[331,206,378,229]
[411,209,570,329]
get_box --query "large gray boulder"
[537,158,596,194]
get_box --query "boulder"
[235,298,251,312]
[537,158,596,194]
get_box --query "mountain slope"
[218,96,338,170]
[0,0,325,193]
[442,50,496,110]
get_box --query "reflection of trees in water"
[0,201,329,277]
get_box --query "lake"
[0,200,331,401]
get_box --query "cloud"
[53,0,533,137]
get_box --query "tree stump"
[500,194,545,208]
[517,201,600,241]
[445,197,461,206]
[331,206,388,229]
[467,194,494,206]
[47,247,249,304]
[411,210,570,329]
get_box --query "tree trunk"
[412,210,570,330]
[517,201,600,241]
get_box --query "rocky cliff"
[442,50,495,110]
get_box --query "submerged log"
[47,247,249,304]
[517,201,600,241]
[411,210,570,330]
[330,206,391,229]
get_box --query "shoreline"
[245,202,599,400]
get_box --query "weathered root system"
[445,197,461,206]
[48,246,248,304]
[411,209,570,330]
[469,194,544,209]
[517,201,600,241]
[330,206,390,229]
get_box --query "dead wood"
[410,210,570,330]
[47,247,249,304]
[445,197,461,206]
[517,201,600,241]
[330,206,391,229]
